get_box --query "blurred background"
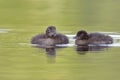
[0,0,120,31]
[0,0,120,80]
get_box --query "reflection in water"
[36,46,67,63]
[76,46,88,55]
[36,46,68,63]
[30,44,57,63]
[45,48,56,56]
[45,48,56,63]
[76,45,109,55]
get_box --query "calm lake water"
[0,0,120,80]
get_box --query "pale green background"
[0,0,120,80]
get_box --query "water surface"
[0,0,120,80]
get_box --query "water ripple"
[18,32,120,48]
[0,29,13,33]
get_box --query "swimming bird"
[31,26,69,47]
[75,30,113,46]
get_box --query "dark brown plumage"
[75,30,113,46]
[31,26,69,46]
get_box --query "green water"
[0,0,120,80]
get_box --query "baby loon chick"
[75,30,113,46]
[31,26,69,47]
